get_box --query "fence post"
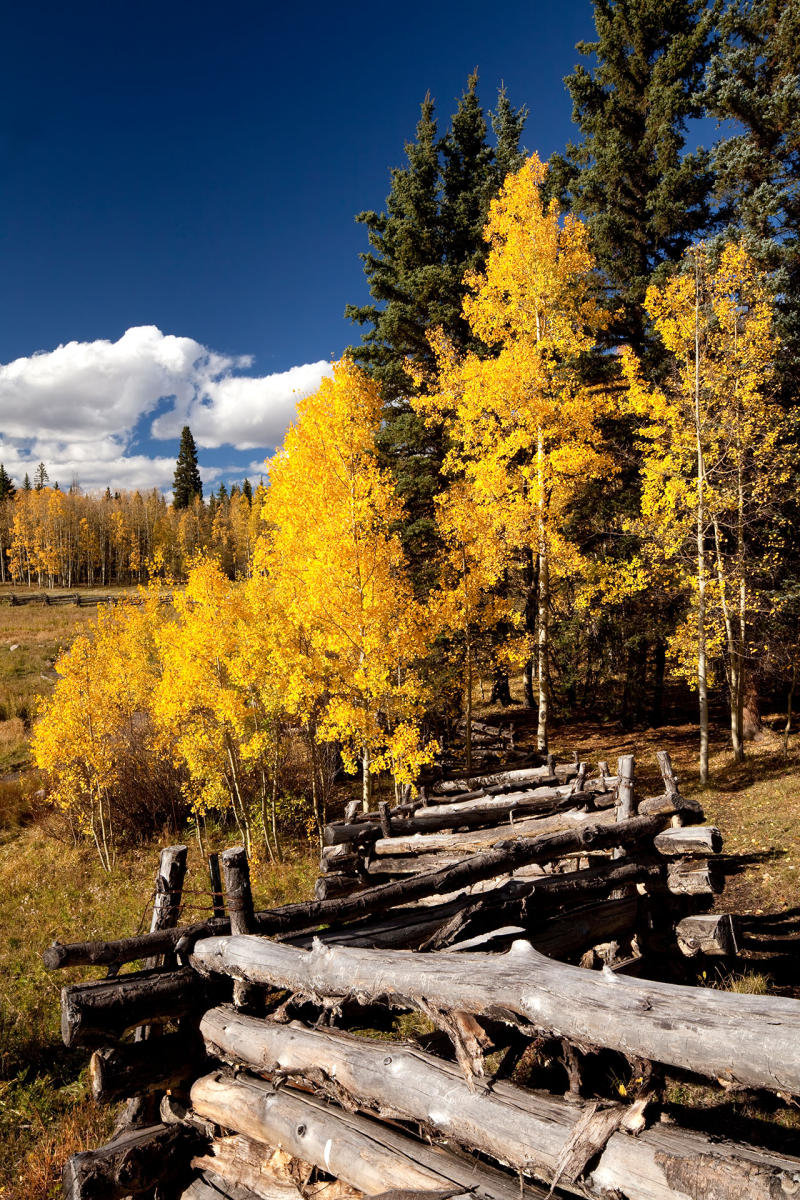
[208,852,225,919]
[121,844,188,1129]
[221,845,258,1010]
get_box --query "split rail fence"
[44,747,800,1200]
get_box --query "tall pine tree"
[172,426,203,509]
[704,0,800,403]
[346,76,526,584]
[551,0,718,359]
[0,465,15,501]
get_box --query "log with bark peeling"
[189,1134,365,1200]
[62,1122,203,1200]
[198,1009,800,1200]
[191,936,800,1095]
[189,1073,551,1200]
[44,811,679,970]
[60,966,218,1048]
[90,1031,202,1103]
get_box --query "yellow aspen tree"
[31,591,167,869]
[416,154,612,750]
[432,479,523,771]
[622,242,789,778]
[153,556,260,853]
[257,358,435,812]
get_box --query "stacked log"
[44,748,800,1200]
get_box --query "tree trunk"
[536,546,549,751]
[62,1123,202,1200]
[190,1073,549,1200]
[191,936,800,1095]
[198,1011,800,1200]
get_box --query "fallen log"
[61,966,212,1048]
[293,859,665,952]
[199,1010,800,1200]
[44,812,677,969]
[675,913,739,957]
[653,825,723,856]
[433,765,566,794]
[189,1073,550,1200]
[666,859,723,895]
[62,1122,203,1200]
[189,1134,364,1200]
[324,794,597,848]
[368,808,617,857]
[182,1171,267,1200]
[191,936,800,1094]
[89,1032,203,1103]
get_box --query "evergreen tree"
[551,0,718,359]
[242,478,253,504]
[492,84,528,181]
[0,465,16,501]
[347,77,526,584]
[704,0,800,402]
[34,462,49,491]
[22,473,31,491]
[216,482,229,504]
[172,426,203,509]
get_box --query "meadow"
[1,592,800,1197]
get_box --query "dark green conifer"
[22,473,31,491]
[0,465,16,501]
[552,0,718,359]
[34,462,49,491]
[216,482,229,504]
[347,76,526,585]
[705,0,800,401]
[242,478,253,504]
[172,426,203,509]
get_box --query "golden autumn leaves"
[33,155,786,864]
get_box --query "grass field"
[1,591,800,1195]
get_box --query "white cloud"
[0,326,331,492]
[152,361,332,450]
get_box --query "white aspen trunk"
[536,429,548,752]
[462,547,473,774]
[694,254,709,786]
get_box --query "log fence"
[43,747,800,1200]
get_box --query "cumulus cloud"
[151,361,333,450]
[0,326,332,492]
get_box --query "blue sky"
[0,0,702,492]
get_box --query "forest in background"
[21,0,800,861]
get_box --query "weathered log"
[615,756,635,822]
[190,1073,550,1200]
[199,1010,800,1200]
[182,1170,267,1200]
[123,843,189,1127]
[314,873,364,900]
[653,825,723,856]
[89,1032,202,1103]
[666,858,724,895]
[637,791,703,820]
[45,812,677,969]
[209,852,225,919]
[190,1135,364,1200]
[61,966,209,1048]
[675,913,739,957]
[223,846,260,1010]
[62,1122,203,1200]
[368,808,617,857]
[191,936,800,1094]
[432,765,565,794]
[323,790,613,847]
